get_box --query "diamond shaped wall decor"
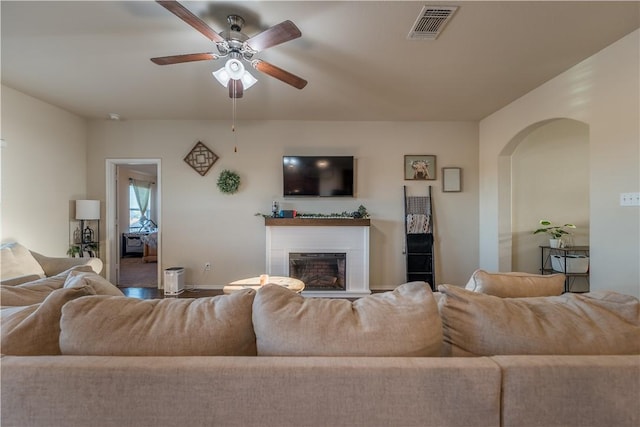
[184,141,219,176]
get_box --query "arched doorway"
[498,118,589,287]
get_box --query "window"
[129,185,151,229]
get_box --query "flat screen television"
[283,156,354,197]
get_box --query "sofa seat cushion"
[1,286,96,355]
[0,242,45,282]
[252,282,443,356]
[493,355,640,427]
[438,284,640,356]
[63,270,124,296]
[0,265,95,306]
[59,289,257,356]
[465,269,565,297]
[0,356,503,427]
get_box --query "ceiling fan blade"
[156,1,225,43]
[229,79,244,98]
[245,20,301,52]
[151,52,218,65]
[252,60,307,90]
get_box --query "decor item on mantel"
[255,205,370,219]
[184,141,218,176]
[217,169,241,194]
[534,219,576,248]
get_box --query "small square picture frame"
[404,155,436,180]
[442,167,462,192]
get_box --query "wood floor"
[119,287,222,299]
[118,257,158,288]
[119,286,384,300]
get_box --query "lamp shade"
[76,200,100,220]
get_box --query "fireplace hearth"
[289,253,346,291]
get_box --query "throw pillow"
[437,284,640,356]
[1,286,96,355]
[0,242,45,281]
[0,265,94,306]
[252,282,442,357]
[464,269,564,297]
[63,270,124,296]
[59,289,257,356]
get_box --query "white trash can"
[164,267,185,296]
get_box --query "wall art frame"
[184,141,219,176]
[442,167,462,192]
[404,155,436,180]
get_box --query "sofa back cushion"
[464,269,564,297]
[1,266,95,306]
[252,282,442,356]
[438,284,640,356]
[1,286,96,355]
[0,242,45,282]
[59,290,256,356]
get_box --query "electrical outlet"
[620,192,640,206]
[204,262,211,271]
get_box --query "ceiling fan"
[151,0,308,98]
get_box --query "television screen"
[283,156,354,197]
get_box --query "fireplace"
[289,253,346,291]
[265,218,370,297]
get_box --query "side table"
[540,245,590,292]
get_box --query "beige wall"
[479,30,639,297]
[1,85,88,255]
[86,120,479,289]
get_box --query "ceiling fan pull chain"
[232,93,238,152]
[232,86,237,133]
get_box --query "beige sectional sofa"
[1,242,103,286]
[1,271,639,427]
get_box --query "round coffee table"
[223,276,305,294]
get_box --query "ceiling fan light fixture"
[212,67,231,87]
[225,58,245,80]
[241,71,258,90]
[213,60,257,90]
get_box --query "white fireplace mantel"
[265,218,370,297]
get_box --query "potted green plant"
[533,220,576,248]
[67,245,81,258]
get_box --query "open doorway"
[105,159,161,288]
[496,118,590,290]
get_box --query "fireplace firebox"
[289,253,346,291]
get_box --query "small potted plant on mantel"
[533,220,576,248]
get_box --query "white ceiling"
[2,1,638,122]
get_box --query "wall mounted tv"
[283,156,354,197]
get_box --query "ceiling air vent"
[407,5,458,40]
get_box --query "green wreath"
[217,169,241,194]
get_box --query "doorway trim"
[105,158,162,288]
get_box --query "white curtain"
[131,179,151,222]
